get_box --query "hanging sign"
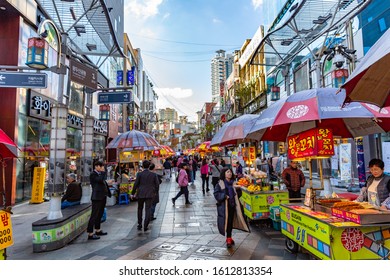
[287,128,334,160]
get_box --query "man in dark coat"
[87,161,112,240]
[61,173,82,209]
[131,160,160,231]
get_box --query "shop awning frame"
[249,0,373,75]
[36,0,125,61]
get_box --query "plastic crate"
[272,220,281,231]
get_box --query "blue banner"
[127,66,135,85]
[116,70,123,86]
[356,137,366,188]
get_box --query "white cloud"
[252,0,264,10]
[124,0,164,20]
[212,18,222,24]
[155,87,193,99]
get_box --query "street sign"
[0,71,47,88]
[97,91,132,104]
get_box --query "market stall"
[280,203,390,259]
[237,170,288,222]
[106,129,161,200]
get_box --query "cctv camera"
[333,53,344,68]
[40,29,48,38]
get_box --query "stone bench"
[32,203,91,253]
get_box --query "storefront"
[93,118,108,161]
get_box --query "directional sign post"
[0,71,47,88]
[97,91,132,104]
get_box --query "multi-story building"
[0,0,125,205]
[210,50,233,104]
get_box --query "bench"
[32,203,91,253]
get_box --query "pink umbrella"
[247,88,390,141]
[106,130,160,150]
[210,114,259,147]
[342,28,390,108]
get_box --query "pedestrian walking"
[131,160,160,231]
[86,161,113,240]
[149,163,162,220]
[200,158,210,194]
[163,157,172,181]
[209,158,223,189]
[172,162,192,205]
[214,167,249,248]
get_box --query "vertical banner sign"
[0,210,13,250]
[116,70,123,86]
[355,137,366,188]
[331,140,339,178]
[339,143,352,181]
[382,142,390,174]
[30,167,46,204]
[127,66,135,86]
[249,147,256,164]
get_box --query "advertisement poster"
[382,142,390,174]
[331,143,339,177]
[339,143,351,181]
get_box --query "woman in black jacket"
[214,167,249,248]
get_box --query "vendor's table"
[280,204,390,260]
[240,188,288,220]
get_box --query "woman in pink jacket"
[200,158,210,194]
[172,162,192,205]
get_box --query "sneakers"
[95,231,107,236]
[137,225,142,230]
[185,201,192,205]
[151,217,157,220]
[206,188,210,192]
[88,234,100,240]
[171,198,175,205]
[226,237,235,248]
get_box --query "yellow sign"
[0,210,13,250]
[119,151,142,162]
[30,167,46,204]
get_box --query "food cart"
[280,203,390,259]
[238,171,289,222]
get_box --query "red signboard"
[287,128,334,160]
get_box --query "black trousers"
[288,189,302,203]
[173,186,190,203]
[137,198,153,228]
[87,198,106,233]
[201,174,209,191]
[226,204,235,238]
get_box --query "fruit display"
[252,170,268,179]
[247,184,261,192]
[236,177,250,186]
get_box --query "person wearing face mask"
[355,158,390,210]
[213,167,249,248]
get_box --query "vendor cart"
[280,203,390,259]
[240,188,289,220]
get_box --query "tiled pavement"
[7,173,311,260]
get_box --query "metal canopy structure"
[250,0,372,73]
[36,0,124,58]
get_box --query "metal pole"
[47,31,68,220]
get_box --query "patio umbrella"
[247,88,390,142]
[106,129,160,150]
[210,114,259,147]
[342,28,390,108]
[0,129,18,208]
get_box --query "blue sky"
[124,0,270,121]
